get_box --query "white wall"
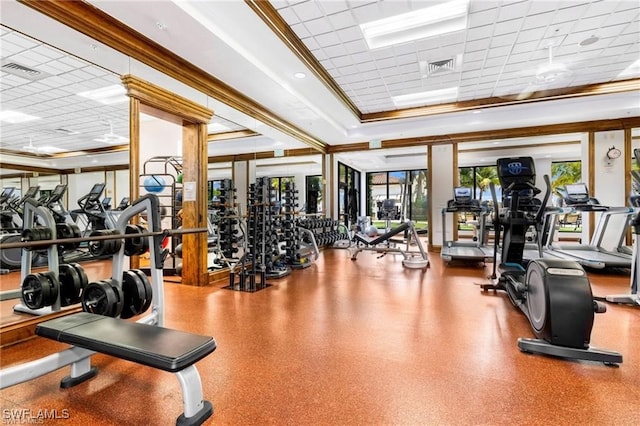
[430,145,454,246]
[115,169,129,205]
[67,171,106,211]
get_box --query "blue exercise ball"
[143,175,165,193]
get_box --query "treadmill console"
[453,187,472,203]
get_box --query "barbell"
[0,227,208,250]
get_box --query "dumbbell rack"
[298,217,349,248]
[227,178,270,291]
[214,179,240,265]
[281,182,310,269]
[264,179,290,279]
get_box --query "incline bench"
[352,222,410,247]
[349,221,429,269]
[36,312,216,426]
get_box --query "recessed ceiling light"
[579,35,599,47]
[360,0,470,49]
[77,85,128,105]
[0,110,41,123]
[293,72,306,79]
[392,87,458,108]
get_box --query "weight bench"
[35,312,216,426]
[349,221,429,269]
[352,222,410,246]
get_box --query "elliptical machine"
[481,156,622,365]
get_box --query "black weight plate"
[59,264,82,306]
[110,282,124,318]
[120,270,146,319]
[21,273,49,310]
[131,269,153,313]
[70,263,89,289]
[124,225,145,256]
[81,281,117,316]
[56,223,81,251]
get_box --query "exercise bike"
[480,156,622,365]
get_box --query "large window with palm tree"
[551,160,582,232]
[551,161,582,203]
[458,166,500,201]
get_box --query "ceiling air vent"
[1,61,51,81]
[429,58,454,74]
[419,54,462,78]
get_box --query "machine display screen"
[23,186,39,199]
[48,184,67,202]
[454,187,472,201]
[0,187,15,199]
[565,184,587,196]
[497,157,535,178]
[88,183,106,199]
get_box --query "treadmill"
[544,183,632,269]
[441,187,493,263]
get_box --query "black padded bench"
[353,222,410,246]
[36,312,216,426]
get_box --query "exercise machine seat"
[353,222,410,246]
[36,312,216,373]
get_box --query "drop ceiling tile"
[605,9,640,26]
[323,43,348,57]
[336,26,363,44]
[350,51,374,65]
[497,2,532,22]
[330,55,352,68]
[466,38,492,52]
[490,33,518,48]
[356,61,376,73]
[327,10,357,30]
[469,8,500,28]
[291,1,324,22]
[494,19,523,37]
[572,14,610,34]
[342,38,369,54]
[466,25,494,42]
[291,23,311,39]
[2,32,38,50]
[306,16,340,35]
[275,5,300,25]
[314,31,341,47]
[350,2,383,24]
[318,0,349,15]
[521,11,555,30]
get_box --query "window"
[365,169,427,227]
[457,166,499,201]
[305,175,322,214]
[337,162,360,225]
[551,160,581,205]
[207,180,223,204]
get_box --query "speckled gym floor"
[1,248,639,425]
